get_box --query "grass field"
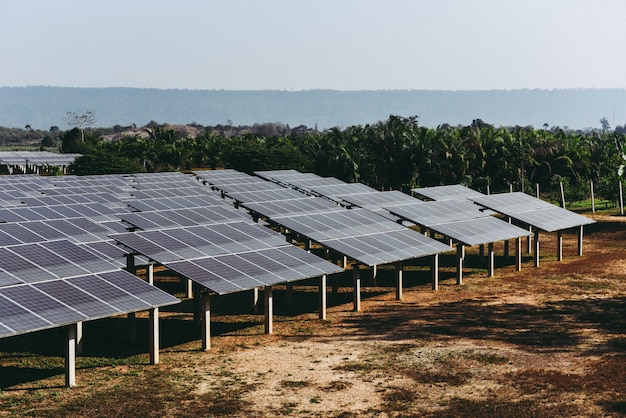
[1,213,625,417]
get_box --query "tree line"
[60,115,625,203]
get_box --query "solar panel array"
[0,240,179,338]
[0,151,82,167]
[0,172,232,339]
[412,184,487,201]
[470,192,596,232]
[273,209,451,265]
[111,221,343,294]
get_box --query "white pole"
[590,180,595,213]
[619,180,624,215]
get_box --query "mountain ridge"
[1,86,624,131]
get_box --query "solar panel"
[0,285,87,325]
[385,200,488,227]
[412,184,486,201]
[428,217,531,246]
[338,191,420,209]
[40,240,119,272]
[97,270,180,307]
[34,280,117,319]
[66,274,166,313]
[471,192,556,213]
[273,209,405,242]
[498,206,595,232]
[164,245,344,296]
[242,198,343,217]
[165,259,243,295]
[139,230,207,260]
[470,193,596,232]
[110,232,181,262]
[0,247,56,283]
[9,244,89,278]
[226,188,308,203]
[0,293,52,337]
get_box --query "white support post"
[395,262,403,301]
[557,231,563,261]
[202,292,211,351]
[147,263,154,285]
[560,181,566,208]
[590,180,595,213]
[488,242,495,277]
[149,308,159,365]
[185,278,194,299]
[252,287,260,314]
[319,275,327,320]
[536,183,540,198]
[534,231,540,267]
[343,255,348,269]
[352,264,361,312]
[619,180,624,216]
[432,253,439,291]
[264,286,273,334]
[578,225,584,256]
[65,323,77,387]
[456,244,465,285]
[515,237,522,271]
[371,264,378,286]
[76,321,83,356]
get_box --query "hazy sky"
[3,0,626,91]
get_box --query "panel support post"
[557,231,563,261]
[352,264,361,312]
[65,323,77,387]
[147,263,154,285]
[343,256,348,269]
[432,253,439,291]
[619,180,624,216]
[202,292,211,351]
[515,237,522,272]
[371,264,378,286]
[533,231,540,268]
[456,244,465,285]
[149,308,159,365]
[264,286,273,334]
[252,287,260,314]
[488,242,495,277]
[578,225,584,256]
[185,279,194,299]
[395,262,403,301]
[76,321,83,356]
[319,275,327,320]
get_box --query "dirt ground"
[1,213,625,417]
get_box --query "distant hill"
[1,86,625,131]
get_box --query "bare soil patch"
[1,215,626,417]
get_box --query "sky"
[2,0,626,91]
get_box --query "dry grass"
[1,214,626,416]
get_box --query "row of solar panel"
[0,270,178,338]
